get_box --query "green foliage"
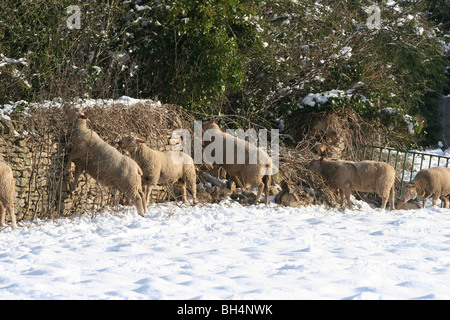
[125,0,264,111]
[0,0,448,147]
[236,0,448,146]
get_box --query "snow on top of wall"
[0,96,161,121]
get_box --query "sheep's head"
[305,158,324,172]
[118,134,145,152]
[202,119,221,132]
[66,107,89,125]
[400,183,417,203]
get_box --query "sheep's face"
[118,136,137,152]
[119,135,145,152]
[400,184,417,203]
[67,108,88,124]
[305,158,323,172]
[202,119,220,132]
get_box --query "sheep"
[306,158,396,210]
[400,166,450,208]
[201,119,273,205]
[118,134,197,205]
[65,107,147,216]
[0,160,17,229]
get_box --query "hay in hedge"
[277,146,339,208]
[80,102,193,150]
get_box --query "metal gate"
[346,145,450,198]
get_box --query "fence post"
[400,151,408,191]
[409,152,416,181]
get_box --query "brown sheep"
[65,107,147,216]
[306,158,395,210]
[118,134,197,205]
[400,166,450,208]
[0,160,17,229]
[202,120,273,205]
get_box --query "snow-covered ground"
[1,95,450,299]
[1,198,450,300]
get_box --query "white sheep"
[0,160,17,229]
[400,166,450,208]
[202,120,273,205]
[119,134,197,205]
[306,158,396,210]
[66,108,147,216]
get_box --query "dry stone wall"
[0,100,188,223]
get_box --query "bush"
[0,0,448,147]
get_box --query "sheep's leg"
[146,185,154,203]
[389,188,395,211]
[0,202,5,227]
[432,195,439,207]
[381,196,388,210]
[338,188,352,210]
[338,189,345,210]
[189,182,197,205]
[263,175,270,205]
[422,198,427,208]
[344,188,352,210]
[139,189,147,212]
[134,200,145,217]
[181,183,187,203]
[264,186,269,205]
[6,204,17,229]
[255,182,264,205]
[142,184,151,204]
[444,197,449,208]
[69,165,83,195]
[132,193,146,217]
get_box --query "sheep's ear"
[319,157,324,161]
[80,114,88,120]
[410,185,416,189]
[209,119,215,124]
[137,139,146,144]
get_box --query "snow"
[301,89,347,107]
[0,53,28,68]
[1,197,450,300]
[0,96,160,120]
[2,95,450,300]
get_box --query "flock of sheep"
[1,107,450,229]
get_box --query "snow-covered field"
[1,198,450,300]
[1,94,450,300]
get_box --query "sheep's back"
[315,160,359,189]
[155,151,184,184]
[437,167,450,196]
[421,167,450,197]
[73,133,141,192]
[412,169,441,197]
[352,161,395,194]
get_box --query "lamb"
[201,119,273,205]
[118,134,197,205]
[306,158,396,210]
[65,107,147,216]
[400,166,450,208]
[0,160,17,229]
